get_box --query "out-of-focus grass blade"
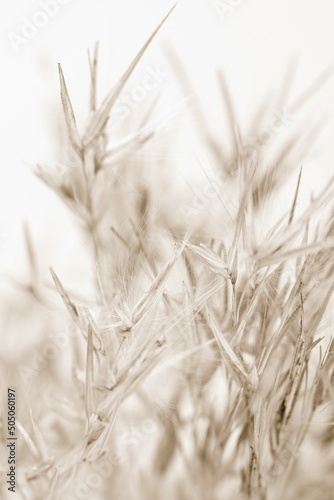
[289,61,334,114]
[47,466,60,500]
[276,55,300,111]
[23,221,38,288]
[87,42,99,112]
[228,152,257,280]
[217,70,241,158]
[185,242,231,279]
[307,281,334,338]
[257,237,334,268]
[288,167,303,225]
[16,420,39,459]
[154,418,177,474]
[29,409,49,461]
[163,42,228,168]
[85,323,94,421]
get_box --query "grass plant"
[2,6,334,500]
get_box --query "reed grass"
[2,6,334,500]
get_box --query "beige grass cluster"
[2,6,334,500]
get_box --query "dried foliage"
[2,7,334,500]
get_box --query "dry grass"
[2,7,334,500]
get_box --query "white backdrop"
[1,0,334,284]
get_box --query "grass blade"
[82,5,176,148]
[58,64,82,155]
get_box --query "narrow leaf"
[288,166,302,225]
[49,267,79,322]
[86,323,94,420]
[82,5,176,148]
[58,64,82,155]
